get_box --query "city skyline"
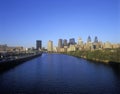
[1,35,120,48]
[0,0,119,47]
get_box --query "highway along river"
[0,53,120,94]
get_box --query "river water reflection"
[0,53,120,94]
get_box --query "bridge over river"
[0,53,120,94]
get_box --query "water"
[0,53,120,94]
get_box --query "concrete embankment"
[0,53,42,72]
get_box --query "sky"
[0,0,119,48]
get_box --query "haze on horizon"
[0,0,119,48]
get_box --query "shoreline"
[0,53,42,72]
[61,52,120,65]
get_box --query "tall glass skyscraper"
[94,36,98,43]
[58,39,63,48]
[63,39,67,46]
[36,40,42,50]
[69,38,75,45]
[87,36,91,43]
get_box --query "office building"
[63,39,67,46]
[78,37,83,45]
[36,40,42,50]
[69,38,76,45]
[58,39,63,48]
[87,36,91,43]
[47,40,53,52]
[104,41,112,49]
[0,44,7,52]
[94,36,98,43]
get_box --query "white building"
[112,43,120,49]
[47,40,53,52]
[53,46,57,52]
[67,45,76,52]
[78,37,83,46]
[104,41,112,49]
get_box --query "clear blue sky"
[0,0,119,48]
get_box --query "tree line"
[62,48,120,63]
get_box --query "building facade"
[87,36,91,43]
[78,37,83,46]
[69,38,76,45]
[63,39,67,46]
[47,40,53,52]
[36,40,42,50]
[58,39,63,48]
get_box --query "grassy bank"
[62,48,120,64]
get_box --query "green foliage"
[65,48,120,63]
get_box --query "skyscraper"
[94,36,98,43]
[78,37,83,45]
[47,40,53,52]
[69,38,75,45]
[93,36,99,49]
[87,36,91,43]
[58,39,63,48]
[63,39,67,46]
[36,40,42,50]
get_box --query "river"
[0,53,120,94]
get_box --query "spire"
[94,36,98,43]
[87,36,91,43]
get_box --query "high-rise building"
[94,36,98,43]
[93,36,99,49]
[104,41,112,49]
[58,39,63,48]
[36,40,42,50]
[87,36,91,43]
[78,37,83,45]
[47,40,53,52]
[0,44,7,52]
[63,39,67,46]
[69,38,76,45]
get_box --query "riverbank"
[0,53,120,94]
[0,53,42,72]
[61,48,120,64]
